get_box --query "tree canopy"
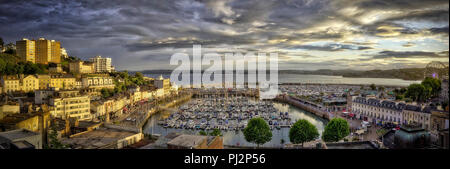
[421,77,441,98]
[198,130,207,136]
[405,83,430,102]
[243,117,272,147]
[289,119,319,146]
[209,128,222,136]
[322,118,350,142]
[45,123,66,149]
[401,77,442,103]
[0,53,48,75]
[100,88,119,99]
[370,84,376,90]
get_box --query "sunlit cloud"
[0,0,447,70]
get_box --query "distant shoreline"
[128,68,430,81]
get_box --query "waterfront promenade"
[106,92,192,133]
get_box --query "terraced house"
[351,97,433,130]
[403,105,432,130]
[37,74,76,90]
[1,75,39,93]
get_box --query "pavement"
[112,101,154,127]
[336,114,382,141]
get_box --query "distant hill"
[278,68,427,80]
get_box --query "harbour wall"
[275,95,331,120]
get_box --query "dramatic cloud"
[0,0,448,70]
[291,43,373,51]
[372,50,449,59]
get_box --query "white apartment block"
[89,55,114,73]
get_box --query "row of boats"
[158,97,294,131]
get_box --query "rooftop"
[52,118,68,131]
[61,128,139,149]
[11,140,35,149]
[325,141,379,149]
[0,129,40,141]
[354,97,434,113]
[167,134,215,148]
[77,121,102,128]
[0,113,41,125]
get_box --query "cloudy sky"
[0,0,448,71]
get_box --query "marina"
[143,97,328,148]
[158,97,294,131]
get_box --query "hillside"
[279,68,427,80]
[0,52,48,75]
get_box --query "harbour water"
[142,73,418,148]
[142,100,327,148]
[145,73,421,87]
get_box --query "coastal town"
[0,37,448,149]
[0,1,449,169]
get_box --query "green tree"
[442,101,449,109]
[101,88,115,98]
[5,62,15,74]
[322,118,350,142]
[405,84,429,102]
[209,128,222,136]
[370,84,376,90]
[243,117,272,148]
[4,43,16,55]
[46,124,66,149]
[289,119,319,147]
[395,95,404,100]
[135,72,144,79]
[119,70,129,79]
[421,77,441,98]
[0,59,6,73]
[198,130,207,136]
[0,37,4,48]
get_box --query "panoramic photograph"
[0,0,448,156]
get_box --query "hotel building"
[81,75,114,89]
[352,97,433,130]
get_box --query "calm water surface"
[143,101,327,148]
[145,73,420,87]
